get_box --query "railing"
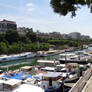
[69,68,91,92]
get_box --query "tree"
[50,0,92,17]
[0,42,7,54]
[5,30,19,44]
[8,43,24,54]
[0,33,5,42]
[26,28,37,43]
[42,43,50,51]
[24,44,32,52]
[19,34,31,44]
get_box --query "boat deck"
[64,83,75,88]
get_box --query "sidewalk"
[82,76,92,92]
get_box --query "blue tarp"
[3,73,32,80]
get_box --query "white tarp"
[4,79,22,86]
[12,84,44,92]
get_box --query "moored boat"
[59,52,92,64]
[0,52,36,62]
[37,50,62,57]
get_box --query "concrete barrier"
[69,68,91,92]
[83,69,91,81]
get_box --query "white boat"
[37,50,60,57]
[19,52,35,59]
[37,60,59,67]
[59,53,77,61]
[0,52,36,62]
[83,45,88,49]
[24,72,63,92]
[89,44,92,47]
[12,84,44,92]
[59,52,92,64]
[0,71,63,92]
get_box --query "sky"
[0,0,92,37]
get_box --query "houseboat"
[0,52,36,62]
[23,72,63,92]
[37,60,59,67]
[0,70,63,92]
[37,50,61,57]
[59,52,92,64]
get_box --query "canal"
[0,54,59,67]
[0,46,92,67]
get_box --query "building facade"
[0,19,17,33]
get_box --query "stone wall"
[69,69,91,92]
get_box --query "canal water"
[0,47,92,67]
[0,54,59,66]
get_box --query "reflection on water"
[0,46,92,66]
[88,47,92,51]
[0,55,59,66]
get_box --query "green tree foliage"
[8,43,23,54]
[0,33,5,42]
[0,43,49,54]
[24,44,33,52]
[26,28,37,43]
[19,34,31,44]
[37,37,50,43]
[5,30,19,44]
[48,39,80,47]
[0,42,8,54]
[0,28,91,54]
[50,0,92,17]
[42,43,50,50]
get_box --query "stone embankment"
[69,68,92,92]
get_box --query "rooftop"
[37,60,59,64]
[12,84,44,92]
[20,66,33,70]
[4,79,22,86]
[42,72,61,78]
[41,67,56,71]
[0,19,16,24]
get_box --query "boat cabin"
[20,66,35,74]
[40,72,63,92]
[37,60,59,67]
[41,67,56,72]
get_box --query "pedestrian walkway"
[82,76,92,92]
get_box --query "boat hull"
[59,59,88,64]
[45,83,63,92]
[0,53,36,62]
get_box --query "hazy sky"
[0,0,92,37]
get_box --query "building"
[68,32,81,39]
[17,27,29,34]
[68,32,90,40]
[0,19,17,33]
